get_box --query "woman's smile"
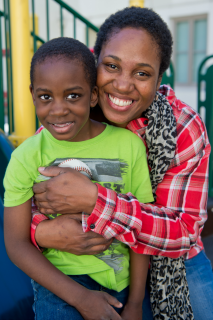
[106,93,136,112]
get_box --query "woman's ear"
[90,86,98,108]
[29,84,36,106]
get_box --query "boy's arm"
[4,200,122,320]
[121,250,150,320]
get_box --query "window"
[174,16,207,84]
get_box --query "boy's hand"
[120,301,142,320]
[77,290,122,320]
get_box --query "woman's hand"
[35,214,113,255]
[33,166,98,215]
[120,301,142,320]
[77,290,123,320]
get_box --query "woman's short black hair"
[30,37,96,89]
[94,7,173,77]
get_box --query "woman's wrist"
[35,219,53,248]
[85,182,98,214]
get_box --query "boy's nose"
[49,102,69,117]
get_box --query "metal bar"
[60,6,63,37]
[73,15,76,39]
[7,0,14,132]
[31,0,37,53]
[0,16,4,131]
[46,0,49,40]
[86,25,89,47]
[10,0,36,145]
[53,0,99,32]
[4,0,13,134]
[30,32,45,44]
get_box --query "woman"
[32,7,213,320]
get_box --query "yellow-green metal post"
[129,0,144,7]
[9,0,35,147]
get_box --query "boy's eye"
[67,93,80,99]
[40,94,52,100]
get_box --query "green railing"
[31,0,99,50]
[198,55,213,197]
[161,61,175,89]
[0,0,13,134]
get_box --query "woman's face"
[97,28,162,127]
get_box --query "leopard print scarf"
[143,92,194,320]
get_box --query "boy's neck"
[87,119,106,140]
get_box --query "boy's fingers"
[105,292,123,309]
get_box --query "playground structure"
[0,0,212,319]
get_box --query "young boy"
[4,38,153,320]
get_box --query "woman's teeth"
[53,122,71,127]
[109,94,133,107]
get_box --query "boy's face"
[30,58,98,142]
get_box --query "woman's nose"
[112,76,134,93]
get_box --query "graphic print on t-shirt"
[37,157,129,193]
[36,157,129,274]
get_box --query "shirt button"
[90,223,95,229]
[144,120,148,125]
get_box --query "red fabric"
[31,86,210,259]
[31,198,48,251]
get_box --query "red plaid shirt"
[31,86,210,259]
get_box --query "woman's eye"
[40,94,51,100]
[107,64,118,70]
[67,94,79,99]
[136,72,147,77]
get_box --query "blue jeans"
[142,250,213,320]
[31,274,129,320]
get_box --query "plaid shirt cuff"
[84,184,142,247]
[31,212,49,251]
[84,183,117,236]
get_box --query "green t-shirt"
[4,124,153,292]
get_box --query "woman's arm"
[4,200,122,320]
[84,108,210,258]
[121,251,149,320]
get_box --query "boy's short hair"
[30,37,96,89]
[94,7,173,77]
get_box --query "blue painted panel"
[0,131,34,319]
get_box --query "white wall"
[145,0,213,110]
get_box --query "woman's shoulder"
[160,85,206,135]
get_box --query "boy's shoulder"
[107,124,144,142]
[11,128,46,158]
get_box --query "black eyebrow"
[35,86,83,93]
[36,88,52,93]
[135,63,154,70]
[64,86,83,92]
[104,55,121,61]
[104,55,154,70]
